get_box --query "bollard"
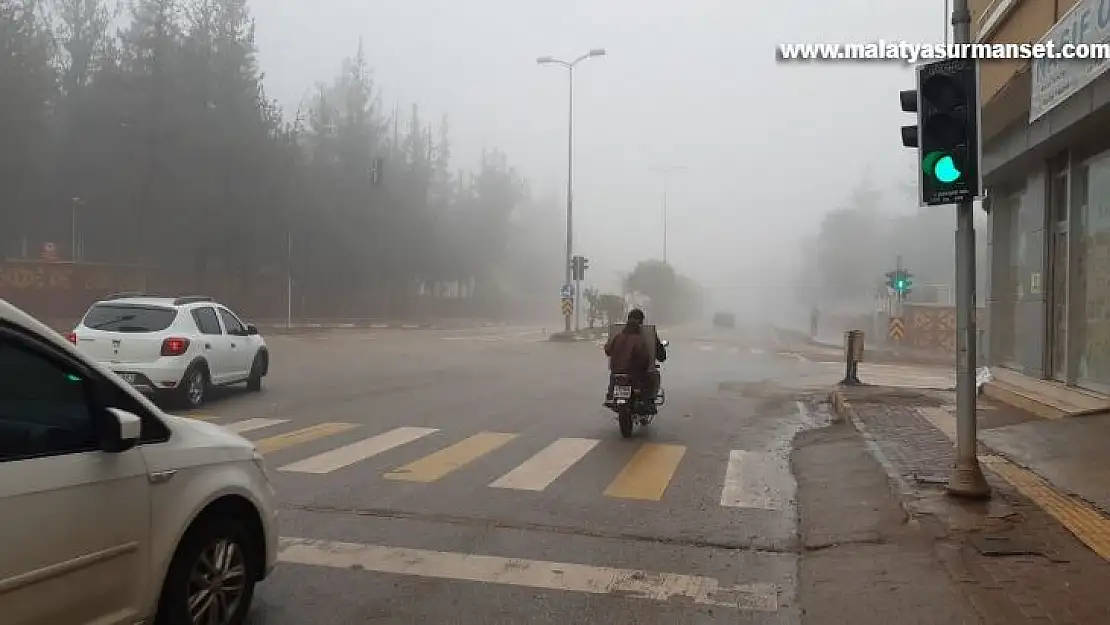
[842,329,864,385]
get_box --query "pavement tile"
[832,387,1110,624]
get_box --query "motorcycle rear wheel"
[617,406,634,438]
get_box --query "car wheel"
[156,516,259,625]
[246,354,264,392]
[179,365,208,408]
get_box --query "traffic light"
[369,157,384,185]
[915,58,980,206]
[885,270,913,296]
[570,256,589,281]
[899,88,918,148]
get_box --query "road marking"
[384,432,517,482]
[604,444,686,501]
[750,347,765,355]
[720,450,784,509]
[223,418,288,434]
[279,427,439,474]
[699,345,714,352]
[277,537,779,611]
[980,456,1110,561]
[253,423,359,455]
[489,438,599,491]
[180,414,217,421]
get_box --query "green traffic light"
[934,155,961,183]
[923,151,962,183]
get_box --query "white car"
[69,294,270,408]
[0,296,277,625]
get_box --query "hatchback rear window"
[82,304,177,333]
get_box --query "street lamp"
[537,48,606,333]
[650,166,687,264]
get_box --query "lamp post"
[650,166,687,264]
[537,48,606,333]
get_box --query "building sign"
[1030,0,1110,122]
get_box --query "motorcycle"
[607,340,668,438]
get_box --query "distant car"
[69,293,270,408]
[0,296,276,625]
[712,312,736,329]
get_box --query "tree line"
[0,0,564,319]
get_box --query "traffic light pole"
[947,0,991,499]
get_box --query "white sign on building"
[1030,0,1110,122]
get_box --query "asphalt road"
[174,324,855,624]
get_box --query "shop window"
[1074,153,1110,390]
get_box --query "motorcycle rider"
[604,309,667,410]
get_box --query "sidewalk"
[793,421,982,624]
[775,326,953,366]
[831,384,1110,623]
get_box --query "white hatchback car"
[0,297,277,625]
[69,294,270,408]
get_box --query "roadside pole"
[946,0,991,499]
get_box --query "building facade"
[978,0,1110,393]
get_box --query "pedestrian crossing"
[185,416,795,509]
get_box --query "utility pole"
[651,165,687,264]
[948,0,990,499]
[286,230,292,330]
[537,49,606,333]
[565,66,575,333]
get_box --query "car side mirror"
[661,340,670,347]
[101,407,141,453]
[246,324,259,335]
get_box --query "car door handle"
[205,343,212,349]
[231,343,237,348]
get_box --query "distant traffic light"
[570,255,589,281]
[369,157,384,185]
[885,270,913,296]
[916,58,980,205]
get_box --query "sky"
[249,0,948,302]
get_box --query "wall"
[0,260,493,324]
[900,303,987,353]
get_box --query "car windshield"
[82,304,177,333]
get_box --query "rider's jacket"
[604,326,650,373]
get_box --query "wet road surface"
[177,324,845,623]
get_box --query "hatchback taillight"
[161,337,190,356]
[66,332,77,344]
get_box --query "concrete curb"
[828,387,921,525]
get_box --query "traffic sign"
[888,317,905,340]
[561,284,574,298]
[561,298,573,316]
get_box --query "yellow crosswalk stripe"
[384,432,517,482]
[603,443,686,501]
[253,423,359,455]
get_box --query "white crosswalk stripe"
[489,437,599,491]
[223,418,289,434]
[279,426,439,474]
[720,450,787,509]
[188,417,795,510]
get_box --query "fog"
[252,0,955,317]
[1,0,969,328]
